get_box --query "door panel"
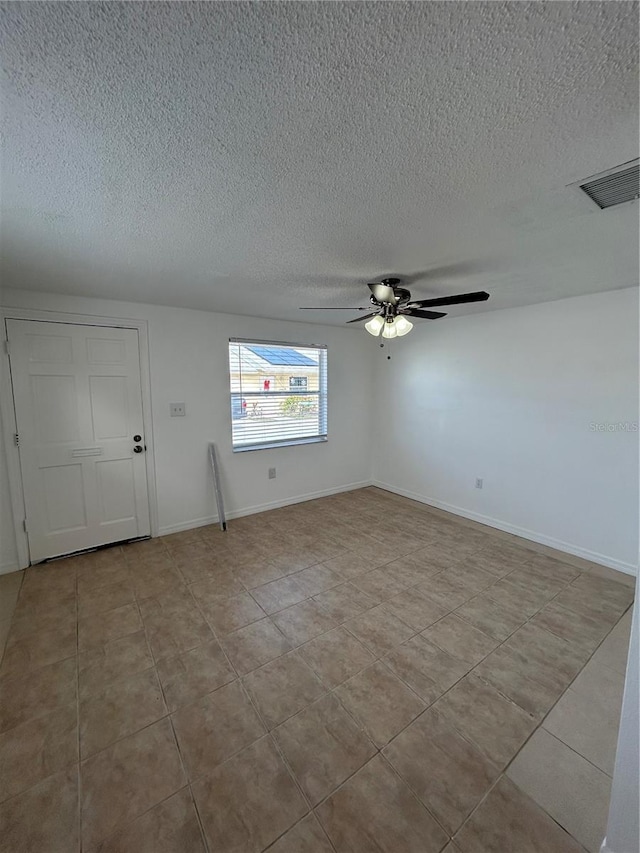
[7,319,151,561]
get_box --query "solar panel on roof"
[244,345,316,366]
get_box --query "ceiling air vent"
[579,161,639,209]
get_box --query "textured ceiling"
[1,1,638,324]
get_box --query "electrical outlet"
[170,402,186,417]
[268,467,276,479]
[475,478,483,489]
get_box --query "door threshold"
[35,536,152,565]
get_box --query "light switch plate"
[170,402,186,417]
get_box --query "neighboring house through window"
[228,339,328,451]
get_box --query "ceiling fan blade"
[346,312,379,324]
[409,291,490,308]
[368,282,397,304]
[403,309,447,319]
[299,307,369,310]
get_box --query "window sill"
[232,436,328,453]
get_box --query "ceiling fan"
[300,278,490,338]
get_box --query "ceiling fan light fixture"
[394,315,413,336]
[365,315,385,336]
[381,318,398,339]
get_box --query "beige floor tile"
[531,600,610,654]
[351,567,408,601]
[570,573,635,611]
[543,662,625,775]
[220,618,292,675]
[440,563,497,594]
[500,621,586,693]
[272,599,338,646]
[551,584,627,628]
[383,556,438,587]
[250,575,309,614]
[507,729,612,853]
[350,540,402,568]
[7,600,77,642]
[382,587,450,631]
[78,630,154,700]
[172,680,264,778]
[0,657,77,733]
[459,550,518,578]
[163,529,208,549]
[384,634,470,704]
[434,674,535,768]
[454,592,526,641]
[156,639,235,711]
[0,767,79,853]
[193,736,307,852]
[483,577,548,617]
[267,814,334,852]
[11,584,75,622]
[187,567,246,601]
[298,626,376,689]
[129,563,185,600]
[583,563,636,588]
[78,603,142,652]
[505,567,567,600]
[1,623,77,678]
[273,693,376,805]
[421,613,498,665]
[0,703,77,802]
[321,551,385,579]
[474,646,561,719]
[274,546,327,573]
[335,661,425,747]
[80,667,167,758]
[523,554,582,584]
[199,590,266,635]
[78,580,135,619]
[344,605,415,657]
[408,544,459,574]
[142,604,214,663]
[91,787,205,853]
[81,718,186,849]
[589,610,632,675]
[243,651,326,729]
[383,708,500,835]
[414,572,472,610]
[292,564,344,597]
[77,563,130,596]
[312,582,377,622]
[455,775,584,853]
[316,754,448,853]
[235,559,287,589]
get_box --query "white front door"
[6,319,151,562]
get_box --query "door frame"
[1,307,159,568]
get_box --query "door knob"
[133,434,142,442]
[133,445,143,453]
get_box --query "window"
[229,339,328,451]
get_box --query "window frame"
[228,337,328,453]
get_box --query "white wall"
[372,287,639,574]
[0,288,375,570]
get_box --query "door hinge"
[3,339,9,355]
[14,433,19,447]
[22,519,27,533]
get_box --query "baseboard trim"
[157,480,374,536]
[372,480,638,577]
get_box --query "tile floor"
[0,487,635,852]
